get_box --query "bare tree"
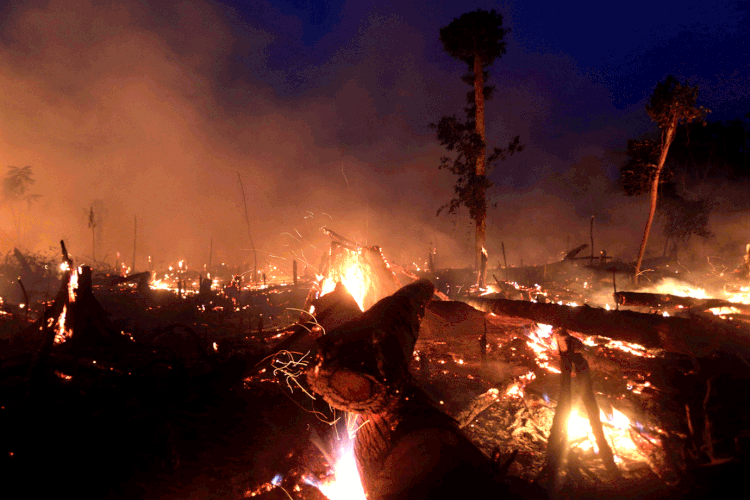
[621,76,708,285]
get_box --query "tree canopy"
[439,9,508,68]
[2,166,40,205]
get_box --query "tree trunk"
[633,123,676,286]
[474,53,486,272]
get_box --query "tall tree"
[2,166,41,244]
[437,9,520,280]
[621,76,708,285]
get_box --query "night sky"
[0,0,748,274]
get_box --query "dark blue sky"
[214,0,749,115]
[201,0,749,189]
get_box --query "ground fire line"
[1,237,749,499]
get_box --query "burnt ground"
[1,275,749,500]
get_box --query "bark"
[634,123,676,286]
[474,52,486,273]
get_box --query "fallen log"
[463,296,750,358]
[615,291,750,314]
[305,280,541,500]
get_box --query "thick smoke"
[0,0,745,278]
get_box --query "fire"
[724,285,750,304]
[581,337,656,358]
[566,406,646,462]
[54,304,71,344]
[320,261,368,311]
[313,442,366,500]
[68,267,79,303]
[526,323,561,373]
[306,412,367,500]
[653,278,709,299]
[506,372,536,398]
[319,251,372,312]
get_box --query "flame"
[54,304,71,344]
[653,279,709,299]
[68,267,79,303]
[566,406,647,462]
[319,254,369,311]
[724,286,750,304]
[313,442,366,500]
[526,323,561,373]
[306,413,367,500]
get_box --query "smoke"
[0,0,745,277]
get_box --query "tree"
[621,76,708,285]
[1,166,41,244]
[88,206,97,262]
[659,195,714,252]
[436,9,522,281]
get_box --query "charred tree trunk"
[634,123,676,286]
[474,52,486,274]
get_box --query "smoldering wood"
[615,291,750,314]
[501,241,509,281]
[17,278,29,320]
[463,296,750,358]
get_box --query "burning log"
[540,328,619,484]
[314,231,402,311]
[463,296,750,358]
[615,291,750,314]
[305,280,533,500]
[310,281,362,333]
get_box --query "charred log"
[463,296,750,358]
[306,280,538,500]
[616,291,750,314]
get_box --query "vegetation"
[434,9,523,281]
[620,76,708,285]
[1,166,41,246]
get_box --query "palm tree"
[439,9,509,273]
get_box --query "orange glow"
[566,406,648,463]
[54,304,70,344]
[526,323,560,373]
[314,442,366,500]
[320,260,367,311]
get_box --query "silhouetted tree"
[435,9,523,281]
[620,76,708,285]
[88,206,97,262]
[2,166,41,243]
[658,182,714,254]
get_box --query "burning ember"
[525,323,561,374]
[566,406,653,463]
[53,304,70,344]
